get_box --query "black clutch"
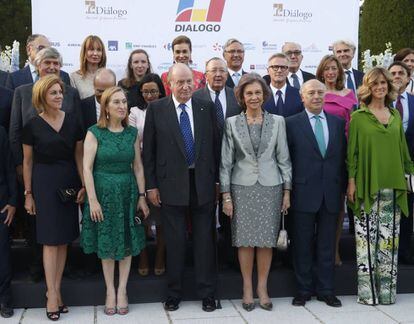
[57,188,79,203]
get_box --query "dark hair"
[137,73,166,108]
[172,35,192,53]
[388,61,411,77]
[394,48,414,63]
[315,55,345,90]
[234,73,271,111]
[121,49,152,88]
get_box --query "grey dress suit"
[286,110,346,297]
[143,95,219,300]
[9,83,82,165]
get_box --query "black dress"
[22,113,82,245]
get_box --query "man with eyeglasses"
[222,39,248,88]
[281,42,315,89]
[264,53,304,118]
[332,40,364,93]
[81,68,116,134]
[6,34,71,91]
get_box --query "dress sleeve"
[347,112,359,179]
[21,120,34,146]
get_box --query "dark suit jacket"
[6,65,71,91]
[225,70,248,88]
[263,69,315,86]
[0,126,17,208]
[352,68,364,89]
[404,93,414,159]
[81,95,98,132]
[0,86,13,132]
[192,85,241,120]
[263,84,304,117]
[0,71,8,88]
[286,110,346,213]
[9,83,82,165]
[143,96,219,206]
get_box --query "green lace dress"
[81,125,145,260]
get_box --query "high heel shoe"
[117,294,129,315]
[46,309,60,321]
[259,302,273,311]
[154,267,165,276]
[58,305,69,313]
[138,268,149,276]
[242,302,255,312]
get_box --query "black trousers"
[292,203,337,296]
[0,212,12,303]
[399,193,413,258]
[161,170,217,299]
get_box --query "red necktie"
[396,95,403,119]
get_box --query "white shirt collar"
[172,95,192,110]
[305,108,326,120]
[207,83,225,96]
[270,83,287,97]
[400,91,407,100]
[228,68,243,76]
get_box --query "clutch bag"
[276,210,289,251]
[405,174,414,193]
[57,188,78,203]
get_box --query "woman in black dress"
[22,74,85,321]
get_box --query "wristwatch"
[24,190,32,196]
[138,192,146,197]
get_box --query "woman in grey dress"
[220,73,291,311]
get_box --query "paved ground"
[2,294,414,324]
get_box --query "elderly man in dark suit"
[282,42,315,89]
[332,40,364,92]
[0,71,8,88]
[264,53,304,117]
[6,34,70,91]
[193,57,241,269]
[9,47,82,282]
[222,39,248,88]
[389,61,414,265]
[143,63,219,312]
[286,79,346,308]
[0,86,13,132]
[81,68,116,132]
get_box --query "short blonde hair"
[97,86,129,128]
[32,74,64,113]
[358,67,397,107]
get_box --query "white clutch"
[276,210,289,251]
[406,174,414,193]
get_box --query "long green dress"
[81,125,145,260]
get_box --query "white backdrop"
[32,0,360,80]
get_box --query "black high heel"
[46,309,60,321]
[58,305,68,313]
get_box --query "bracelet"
[223,197,232,203]
[138,192,146,197]
[24,190,32,196]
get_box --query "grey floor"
[3,294,414,324]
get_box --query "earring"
[106,113,109,120]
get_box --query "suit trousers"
[161,170,217,299]
[292,202,337,296]
[399,193,413,258]
[0,212,12,303]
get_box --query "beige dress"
[70,71,96,99]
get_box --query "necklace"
[245,112,263,124]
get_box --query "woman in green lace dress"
[81,86,149,315]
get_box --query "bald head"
[168,63,194,103]
[300,79,326,114]
[94,68,116,104]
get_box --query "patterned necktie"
[291,73,300,89]
[345,70,356,93]
[233,72,240,86]
[396,95,403,119]
[313,115,326,157]
[275,90,284,116]
[215,91,225,128]
[178,104,195,166]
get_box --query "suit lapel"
[325,114,336,158]
[165,97,187,160]
[24,65,34,84]
[257,111,274,158]
[192,97,205,162]
[298,111,322,157]
[235,112,256,158]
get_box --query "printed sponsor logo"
[85,0,128,19]
[262,41,278,52]
[108,40,118,51]
[273,3,313,22]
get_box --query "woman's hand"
[222,193,233,219]
[347,180,356,203]
[138,197,150,220]
[89,199,103,222]
[281,190,290,213]
[1,204,16,226]
[76,187,86,204]
[24,195,36,216]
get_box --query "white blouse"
[128,107,146,147]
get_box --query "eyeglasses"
[225,49,245,55]
[285,50,302,56]
[268,65,289,71]
[206,69,227,75]
[142,89,160,96]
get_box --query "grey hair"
[300,79,327,95]
[26,34,48,46]
[34,47,63,67]
[222,38,244,52]
[267,53,289,63]
[205,57,228,71]
[332,39,356,52]
[94,68,117,85]
[282,42,302,52]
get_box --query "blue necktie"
[215,91,225,129]
[179,104,195,166]
[313,115,326,157]
[291,73,300,89]
[233,72,240,86]
[275,90,284,116]
[345,70,356,93]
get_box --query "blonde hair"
[358,67,397,107]
[32,74,64,113]
[97,86,129,128]
[78,35,106,77]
